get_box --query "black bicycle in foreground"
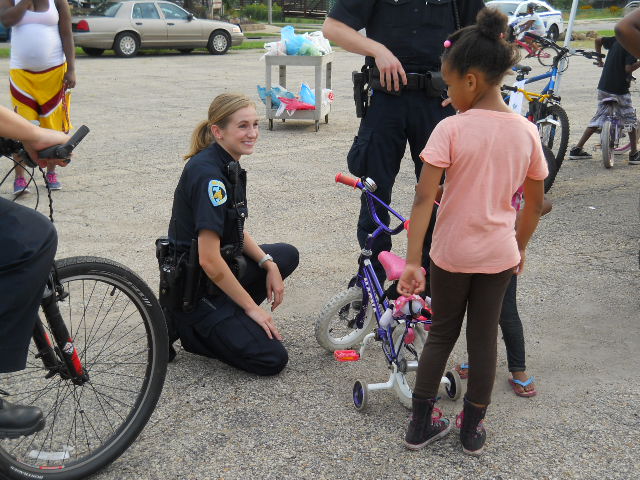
[0,128,168,480]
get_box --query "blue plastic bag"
[256,85,295,108]
[299,83,315,105]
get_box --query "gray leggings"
[413,261,513,405]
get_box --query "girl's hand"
[246,306,283,341]
[514,250,526,275]
[63,70,76,89]
[265,263,284,311]
[397,264,425,296]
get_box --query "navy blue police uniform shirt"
[599,37,637,95]
[328,0,484,72]
[168,142,247,254]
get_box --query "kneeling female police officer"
[166,93,299,376]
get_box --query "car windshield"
[91,2,122,16]
[487,2,521,15]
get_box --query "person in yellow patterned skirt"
[0,0,75,193]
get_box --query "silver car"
[72,0,244,57]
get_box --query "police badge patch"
[208,180,227,206]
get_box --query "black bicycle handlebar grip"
[37,125,90,161]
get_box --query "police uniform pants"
[171,243,299,376]
[347,89,452,284]
[0,198,57,373]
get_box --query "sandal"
[508,376,537,398]
[454,362,469,380]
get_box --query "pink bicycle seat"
[378,251,426,281]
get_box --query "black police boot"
[404,396,451,450]
[458,396,487,456]
[0,396,45,439]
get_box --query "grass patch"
[562,7,623,20]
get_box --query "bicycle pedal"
[334,350,360,362]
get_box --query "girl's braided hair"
[442,8,520,85]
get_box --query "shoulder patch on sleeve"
[208,179,227,207]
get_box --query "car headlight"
[231,26,241,33]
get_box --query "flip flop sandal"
[454,362,469,380]
[509,376,537,398]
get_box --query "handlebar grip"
[37,125,90,161]
[335,173,360,189]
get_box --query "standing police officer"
[162,93,298,376]
[323,0,484,282]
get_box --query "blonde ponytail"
[184,120,213,160]
[183,93,255,161]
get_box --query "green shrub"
[239,3,284,22]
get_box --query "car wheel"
[547,24,559,41]
[114,32,139,58]
[207,30,230,55]
[82,47,104,57]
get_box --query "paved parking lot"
[0,47,638,479]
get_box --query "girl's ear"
[211,124,222,140]
[465,72,478,90]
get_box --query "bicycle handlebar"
[0,125,89,168]
[335,172,360,189]
[37,125,90,162]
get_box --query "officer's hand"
[265,263,285,311]
[374,45,407,92]
[246,306,283,341]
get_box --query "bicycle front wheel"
[601,120,615,169]
[537,103,570,169]
[315,287,374,352]
[392,324,428,409]
[0,257,168,480]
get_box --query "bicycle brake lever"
[37,125,90,162]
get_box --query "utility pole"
[268,0,272,24]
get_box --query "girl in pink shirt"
[399,9,548,455]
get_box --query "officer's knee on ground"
[251,343,288,376]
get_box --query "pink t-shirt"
[421,109,548,273]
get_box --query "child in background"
[398,9,548,455]
[456,195,553,398]
[568,36,639,164]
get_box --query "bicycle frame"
[33,269,89,385]
[337,174,431,365]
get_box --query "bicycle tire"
[537,103,570,169]
[392,325,427,409]
[315,287,374,352]
[537,46,556,67]
[601,120,614,169]
[0,257,168,480]
[543,144,558,193]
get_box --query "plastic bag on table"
[260,40,287,60]
[256,85,295,108]
[275,97,315,119]
[281,25,314,55]
[307,31,332,54]
[299,83,315,105]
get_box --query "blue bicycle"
[503,33,603,172]
[315,174,461,410]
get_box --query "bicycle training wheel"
[315,287,374,352]
[0,257,168,480]
[537,104,570,170]
[601,120,615,169]
[392,324,427,409]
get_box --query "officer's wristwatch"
[258,254,274,268]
